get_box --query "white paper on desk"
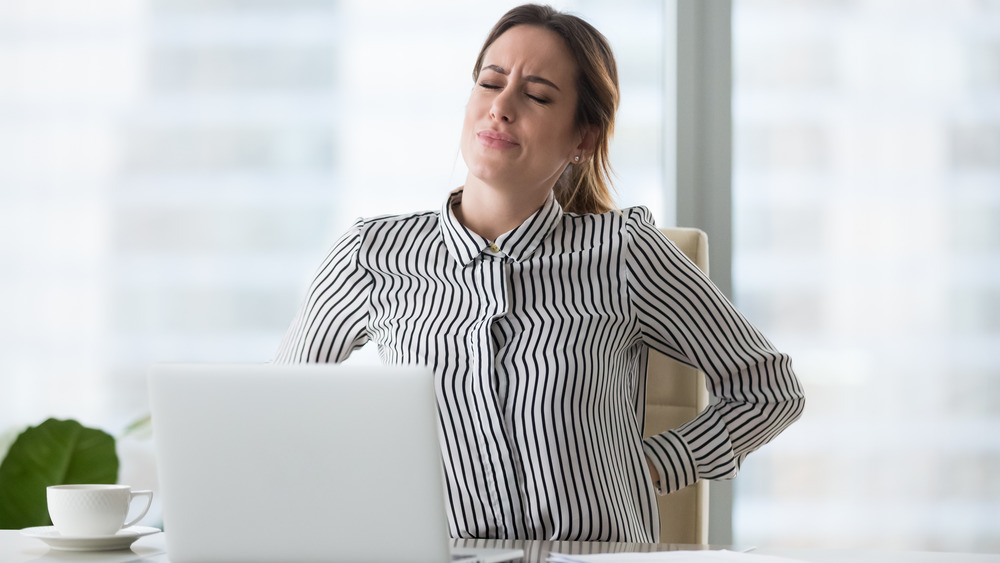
[548,550,806,563]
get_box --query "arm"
[273,220,372,364]
[624,207,805,494]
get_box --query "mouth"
[476,130,520,149]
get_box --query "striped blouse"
[274,189,805,542]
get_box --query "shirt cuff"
[672,405,739,482]
[642,430,698,495]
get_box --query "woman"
[275,4,804,543]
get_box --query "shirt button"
[490,244,500,253]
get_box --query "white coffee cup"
[47,484,153,537]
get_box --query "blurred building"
[731,0,1000,552]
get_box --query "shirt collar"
[439,189,564,266]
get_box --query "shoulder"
[552,205,659,244]
[548,207,662,256]
[561,205,653,222]
[352,210,442,259]
[620,206,668,240]
[328,210,440,252]
[565,206,657,233]
[617,206,685,258]
[356,209,439,231]
[622,205,656,226]
[351,209,441,241]
[558,206,653,230]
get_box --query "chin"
[466,169,501,188]
[464,157,509,187]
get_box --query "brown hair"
[472,4,620,215]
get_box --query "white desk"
[1,530,998,563]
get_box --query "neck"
[455,177,551,242]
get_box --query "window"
[732,0,1000,551]
[0,0,670,453]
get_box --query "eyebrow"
[482,64,561,91]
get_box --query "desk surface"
[1,530,997,563]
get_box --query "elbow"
[766,392,806,447]
[784,373,807,426]
[789,392,806,424]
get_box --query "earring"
[574,155,580,162]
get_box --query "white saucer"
[20,525,161,551]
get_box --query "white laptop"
[148,363,523,563]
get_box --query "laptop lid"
[148,363,520,563]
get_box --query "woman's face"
[461,25,585,197]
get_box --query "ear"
[574,125,599,161]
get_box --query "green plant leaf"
[0,418,118,529]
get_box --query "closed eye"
[478,81,550,104]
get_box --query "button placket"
[468,253,516,534]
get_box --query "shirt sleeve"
[624,207,805,495]
[273,219,372,364]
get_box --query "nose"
[489,89,515,123]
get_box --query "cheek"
[460,107,475,155]
[462,99,475,142]
[540,119,579,158]
[462,94,485,132]
[461,93,494,149]
[460,100,483,164]
[463,99,478,131]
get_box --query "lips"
[477,129,520,149]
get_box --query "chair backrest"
[645,227,711,545]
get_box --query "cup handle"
[123,489,154,529]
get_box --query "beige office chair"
[644,227,711,545]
